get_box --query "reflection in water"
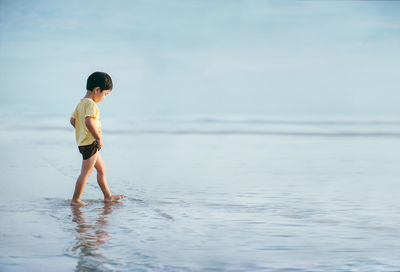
[70,203,121,271]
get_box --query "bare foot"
[70,199,90,206]
[104,194,125,203]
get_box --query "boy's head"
[87,71,113,92]
[86,71,113,103]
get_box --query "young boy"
[70,72,124,206]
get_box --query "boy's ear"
[94,87,101,93]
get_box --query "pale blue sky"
[0,0,399,117]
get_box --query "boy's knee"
[80,168,93,177]
[97,166,106,176]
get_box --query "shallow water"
[1,116,400,271]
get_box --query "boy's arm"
[70,117,76,128]
[85,116,103,149]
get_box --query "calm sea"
[0,115,400,271]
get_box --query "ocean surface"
[1,115,400,271]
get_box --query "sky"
[0,0,399,118]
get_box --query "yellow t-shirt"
[71,98,102,146]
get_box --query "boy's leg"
[94,153,124,202]
[71,153,98,206]
[94,153,111,198]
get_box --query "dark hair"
[86,71,113,91]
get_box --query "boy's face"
[93,88,111,103]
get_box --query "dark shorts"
[78,141,98,160]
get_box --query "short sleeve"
[84,100,98,118]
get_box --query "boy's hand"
[96,138,103,150]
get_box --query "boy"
[70,71,124,206]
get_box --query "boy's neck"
[83,91,95,101]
